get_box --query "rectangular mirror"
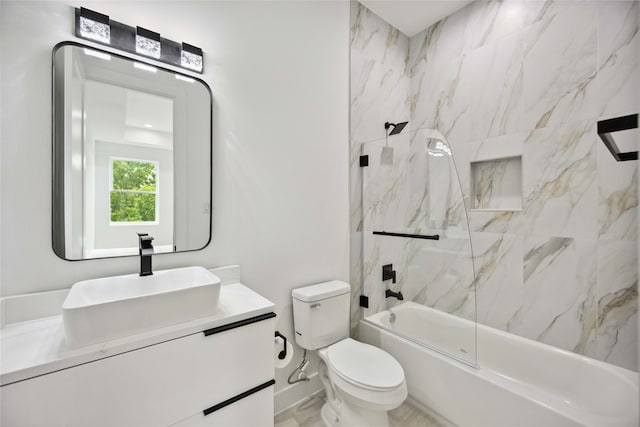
[52,42,212,260]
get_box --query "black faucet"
[382,264,396,283]
[137,233,154,276]
[385,289,404,300]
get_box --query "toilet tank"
[292,281,351,350]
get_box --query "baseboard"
[274,372,322,415]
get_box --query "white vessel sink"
[62,266,221,348]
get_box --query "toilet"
[292,280,407,427]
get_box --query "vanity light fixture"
[136,27,161,59]
[181,43,203,73]
[74,8,204,74]
[78,7,110,44]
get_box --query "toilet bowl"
[292,281,407,427]
[318,338,408,427]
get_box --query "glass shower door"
[360,128,477,365]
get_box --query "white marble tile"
[410,0,523,146]
[466,32,523,141]
[523,121,598,239]
[472,232,524,332]
[408,5,470,76]
[350,230,364,331]
[361,136,412,231]
[410,0,523,72]
[408,236,476,322]
[409,52,470,143]
[407,137,463,231]
[449,140,476,209]
[597,141,638,241]
[522,1,598,130]
[411,32,523,145]
[350,1,411,327]
[416,136,471,235]
[465,0,524,50]
[469,209,524,234]
[472,132,526,162]
[595,240,638,371]
[351,49,410,144]
[409,0,523,140]
[597,1,639,118]
[405,134,433,230]
[350,140,364,233]
[519,236,597,353]
[351,1,409,69]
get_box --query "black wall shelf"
[597,114,638,162]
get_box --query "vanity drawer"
[171,381,274,427]
[1,313,275,427]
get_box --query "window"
[110,158,158,223]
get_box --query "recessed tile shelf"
[470,156,522,211]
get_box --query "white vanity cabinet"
[1,312,276,427]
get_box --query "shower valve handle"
[382,264,396,284]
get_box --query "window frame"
[108,156,160,226]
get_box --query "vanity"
[0,266,276,427]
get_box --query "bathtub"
[360,301,638,427]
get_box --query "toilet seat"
[327,338,405,391]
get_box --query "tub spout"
[385,289,404,300]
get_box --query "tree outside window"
[110,159,158,223]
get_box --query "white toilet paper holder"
[275,331,287,360]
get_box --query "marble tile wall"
[349,2,410,331]
[350,0,639,371]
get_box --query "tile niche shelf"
[470,156,522,211]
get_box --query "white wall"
[0,0,350,404]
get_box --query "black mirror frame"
[51,40,213,261]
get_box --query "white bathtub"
[360,301,638,427]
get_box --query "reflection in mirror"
[52,42,212,260]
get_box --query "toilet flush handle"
[311,303,321,310]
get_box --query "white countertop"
[1,282,275,386]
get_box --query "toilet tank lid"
[292,280,350,302]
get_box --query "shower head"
[385,121,409,136]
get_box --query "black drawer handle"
[202,312,276,337]
[203,379,275,416]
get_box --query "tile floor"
[275,392,449,427]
